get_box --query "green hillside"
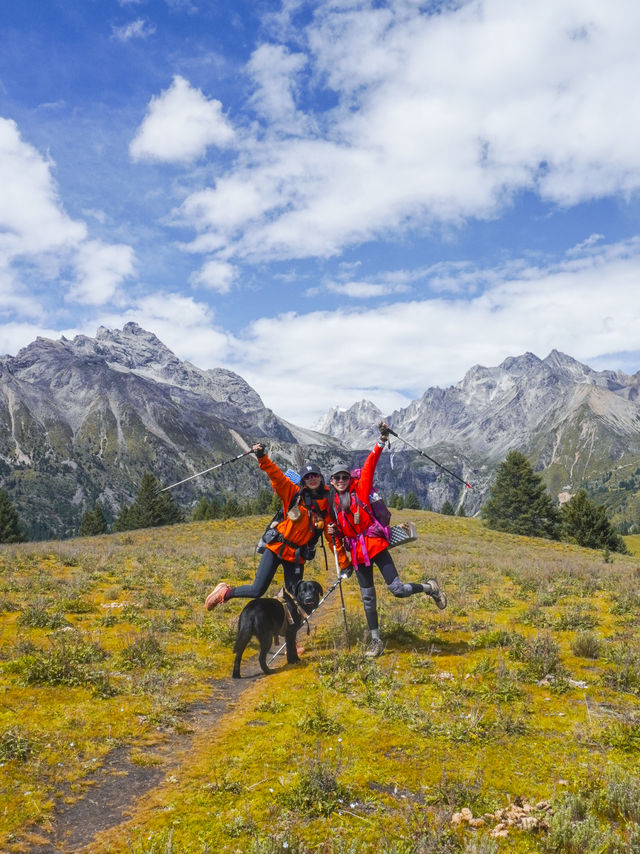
[1,512,639,852]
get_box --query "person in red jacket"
[205,443,346,609]
[327,423,447,657]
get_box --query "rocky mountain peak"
[69,324,265,411]
[499,352,543,375]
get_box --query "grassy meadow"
[1,510,639,853]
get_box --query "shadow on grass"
[384,635,470,656]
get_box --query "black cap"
[330,464,351,479]
[299,462,323,480]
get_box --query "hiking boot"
[365,638,384,658]
[205,582,230,611]
[424,579,447,610]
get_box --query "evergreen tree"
[223,497,241,518]
[208,497,222,519]
[440,500,455,515]
[114,504,134,532]
[115,473,183,531]
[79,503,109,536]
[192,497,212,521]
[269,492,282,514]
[154,486,183,526]
[79,510,96,536]
[254,488,273,514]
[481,450,561,539]
[457,504,467,517]
[0,489,26,543]
[561,489,628,554]
[94,504,109,533]
[404,491,421,510]
[130,473,164,528]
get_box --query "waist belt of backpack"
[273,532,305,564]
[339,506,377,568]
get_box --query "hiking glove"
[253,442,266,458]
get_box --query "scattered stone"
[452,796,553,838]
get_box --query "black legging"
[227,547,303,599]
[355,548,424,630]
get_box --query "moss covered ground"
[1,511,639,853]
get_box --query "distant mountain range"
[0,323,344,539]
[1,324,639,539]
[314,350,640,527]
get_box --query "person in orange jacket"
[205,443,348,609]
[327,423,446,657]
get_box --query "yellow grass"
[1,511,639,853]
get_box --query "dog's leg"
[285,627,300,664]
[258,632,277,675]
[232,626,253,679]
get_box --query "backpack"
[256,488,325,560]
[329,470,392,545]
[330,475,417,566]
[348,468,392,531]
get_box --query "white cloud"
[324,279,411,298]
[0,117,136,315]
[130,75,235,163]
[70,240,136,305]
[247,44,308,130]
[0,117,86,259]
[0,322,82,357]
[2,238,639,427]
[218,238,640,424]
[0,264,46,320]
[175,0,640,263]
[190,258,236,294]
[112,18,156,42]
[96,293,232,365]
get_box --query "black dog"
[232,579,323,678]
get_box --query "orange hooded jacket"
[259,454,349,568]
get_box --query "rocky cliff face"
[3,327,639,539]
[0,323,346,539]
[314,351,640,520]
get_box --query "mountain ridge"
[0,323,347,538]
[2,325,640,538]
[314,350,640,526]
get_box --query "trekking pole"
[331,537,351,651]
[267,577,343,665]
[380,423,472,489]
[159,450,253,492]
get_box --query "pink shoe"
[205,582,230,610]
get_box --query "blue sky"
[2,0,640,426]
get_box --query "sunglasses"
[303,472,322,479]
[332,474,350,482]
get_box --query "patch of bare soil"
[23,659,267,853]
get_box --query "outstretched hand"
[252,442,266,458]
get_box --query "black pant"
[353,548,399,589]
[228,547,303,599]
[354,548,424,630]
